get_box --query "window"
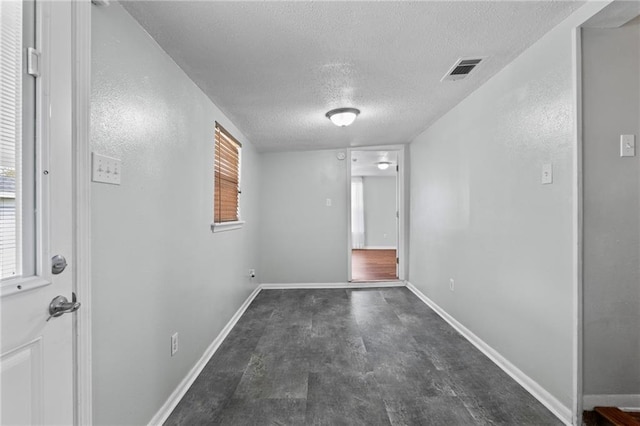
[0,0,23,280]
[1,0,33,281]
[213,123,242,231]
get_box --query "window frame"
[211,122,244,233]
[1,0,52,297]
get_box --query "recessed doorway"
[350,150,399,282]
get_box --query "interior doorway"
[350,150,399,282]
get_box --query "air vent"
[441,58,484,82]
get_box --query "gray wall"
[91,3,260,425]
[408,4,605,409]
[363,176,397,248]
[582,17,640,396]
[259,150,348,283]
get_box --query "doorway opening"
[350,150,399,282]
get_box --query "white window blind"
[214,123,241,223]
[0,1,23,280]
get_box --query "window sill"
[1,276,51,298]
[211,221,245,233]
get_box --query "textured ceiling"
[121,1,583,152]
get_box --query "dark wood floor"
[165,288,562,425]
[583,408,640,425]
[352,249,397,281]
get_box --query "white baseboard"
[260,281,405,290]
[147,286,262,426]
[405,282,572,425]
[583,394,640,411]
[361,246,396,250]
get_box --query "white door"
[1,1,76,424]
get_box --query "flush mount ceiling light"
[326,107,360,127]
[377,161,392,170]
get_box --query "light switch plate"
[620,134,636,157]
[92,153,121,185]
[541,163,553,185]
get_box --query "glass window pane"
[0,0,23,280]
[1,0,34,282]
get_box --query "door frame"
[571,24,583,426]
[70,0,92,424]
[571,4,639,424]
[346,145,407,282]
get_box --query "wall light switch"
[92,153,121,185]
[541,163,553,185]
[326,198,332,207]
[620,134,636,157]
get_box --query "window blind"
[214,123,241,223]
[0,1,23,280]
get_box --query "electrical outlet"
[171,332,178,356]
[249,269,256,278]
[449,278,455,292]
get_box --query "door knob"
[47,295,81,321]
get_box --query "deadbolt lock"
[51,255,68,275]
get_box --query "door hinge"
[396,257,399,264]
[396,210,399,218]
[396,165,399,172]
[27,47,41,77]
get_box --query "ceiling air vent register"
[442,58,484,82]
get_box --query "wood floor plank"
[351,249,397,281]
[594,407,640,426]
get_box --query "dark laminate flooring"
[165,288,562,425]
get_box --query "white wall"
[90,3,260,425]
[582,16,640,398]
[363,176,397,248]
[408,3,607,412]
[259,150,348,283]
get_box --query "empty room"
[1,1,638,425]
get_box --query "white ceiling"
[352,150,398,177]
[121,1,583,152]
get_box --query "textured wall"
[408,3,606,411]
[363,176,397,248]
[582,17,640,396]
[91,3,260,424]
[259,150,348,283]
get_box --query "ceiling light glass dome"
[326,107,360,127]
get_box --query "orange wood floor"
[351,249,397,282]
